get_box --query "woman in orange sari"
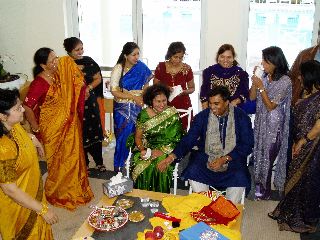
[24,48,93,210]
[0,88,57,240]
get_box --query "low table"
[72,189,243,239]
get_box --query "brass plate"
[128,210,145,222]
[116,198,134,210]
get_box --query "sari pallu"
[131,107,184,193]
[113,60,152,168]
[0,124,53,240]
[270,91,320,233]
[40,56,93,211]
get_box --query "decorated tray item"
[116,198,134,209]
[87,206,128,231]
[128,210,145,222]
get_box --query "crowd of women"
[0,37,319,239]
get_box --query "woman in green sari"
[131,84,184,193]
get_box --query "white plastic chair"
[172,107,193,195]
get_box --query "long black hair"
[262,46,289,81]
[0,88,20,137]
[300,60,320,95]
[33,47,53,78]
[116,42,139,90]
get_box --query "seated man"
[157,85,254,203]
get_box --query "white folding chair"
[172,107,193,195]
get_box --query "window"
[78,0,201,71]
[246,1,316,73]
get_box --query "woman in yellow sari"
[24,48,93,210]
[0,88,57,240]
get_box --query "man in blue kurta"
[157,86,254,203]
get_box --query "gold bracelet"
[37,202,49,216]
[137,144,145,151]
[32,128,40,133]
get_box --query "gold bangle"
[137,144,145,151]
[37,202,49,216]
[32,128,40,133]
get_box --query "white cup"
[254,66,264,79]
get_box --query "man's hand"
[208,157,226,172]
[157,154,175,172]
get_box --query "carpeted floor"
[44,142,301,240]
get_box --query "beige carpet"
[48,142,300,240]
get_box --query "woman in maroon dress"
[154,42,195,130]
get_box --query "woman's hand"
[140,149,148,160]
[42,208,59,225]
[132,95,144,107]
[230,98,241,106]
[151,149,164,159]
[85,86,91,100]
[292,138,307,156]
[29,134,45,159]
[251,75,264,90]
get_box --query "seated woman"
[0,88,58,239]
[130,84,184,193]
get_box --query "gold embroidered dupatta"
[0,124,53,239]
[40,56,93,210]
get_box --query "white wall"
[0,0,67,79]
[201,0,249,69]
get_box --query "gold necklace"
[44,72,55,83]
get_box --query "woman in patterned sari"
[269,60,320,234]
[0,88,57,240]
[111,42,152,173]
[130,84,184,193]
[24,48,93,210]
[250,46,292,200]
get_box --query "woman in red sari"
[154,42,195,130]
[23,48,93,210]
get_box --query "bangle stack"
[37,202,49,216]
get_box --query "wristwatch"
[224,155,231,163]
